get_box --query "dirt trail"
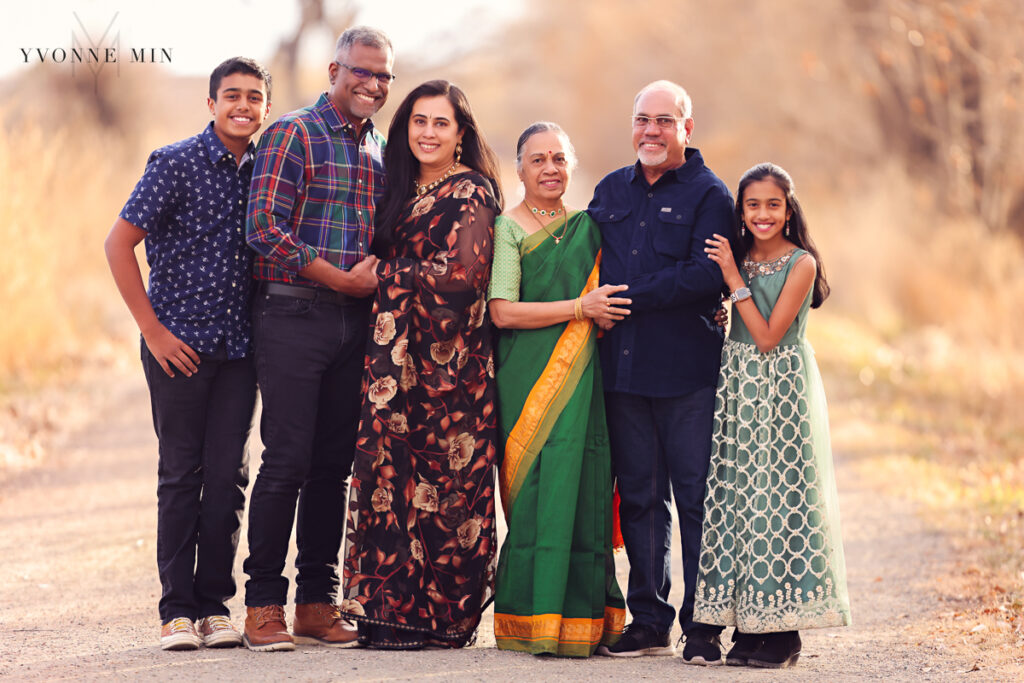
[0,365,1014,681]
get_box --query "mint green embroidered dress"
[693,249,851,633]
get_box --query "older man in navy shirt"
[590,80,732,665]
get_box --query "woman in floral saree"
[339,80,502,649]
[488,123,631,657]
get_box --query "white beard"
[637,147,668,168]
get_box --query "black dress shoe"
[747,630,801,669]
[725,629,763,666]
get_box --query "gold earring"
[455,142,463,164]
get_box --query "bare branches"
[843,0,1024,232]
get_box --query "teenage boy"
[104,56,272,651]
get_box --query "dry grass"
[0,112,139,390]
[807,167,1024,661]
[0,111,136,474]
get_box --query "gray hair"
[514,121,578,172]
[336,26,393,55]
[634,80,692,120]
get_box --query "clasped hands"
[585,284,631,331]
[347,255,381,298]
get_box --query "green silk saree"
[492,211,625,657]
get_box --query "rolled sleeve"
[246,121,319,273]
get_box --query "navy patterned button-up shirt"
[588,149,732,397]
[119,122,255,359]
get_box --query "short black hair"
[209,56,272,101]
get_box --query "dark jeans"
[142,342,256,623]
[605,387,722,636]
[243,290,369,607]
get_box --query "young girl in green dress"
[695,163,851,668]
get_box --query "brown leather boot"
[243,605,295,652]
[292,602,358,647]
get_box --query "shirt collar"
[200,121,256,166]
[315,92,376,141]
[629,147,704,186]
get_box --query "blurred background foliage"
[1,0,1021,655]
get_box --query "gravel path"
[0,366,1009,681]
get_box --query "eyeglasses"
[631,115,683,129]
[335,62,395,85]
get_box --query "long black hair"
[372,79,502,254]
[734,163,830,308]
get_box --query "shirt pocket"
[652,207,695,259]
[591,207,631,225]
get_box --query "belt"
[260,281,364,305]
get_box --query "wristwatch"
[730,287,752,303]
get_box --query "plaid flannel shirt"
[246,92,386,284]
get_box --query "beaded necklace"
[415,161,459,197]
[523,200,567,244]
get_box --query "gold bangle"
[574,297,584,321]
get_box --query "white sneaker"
[197,615,243,648]
[160,617,202,651]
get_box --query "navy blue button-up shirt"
[120,122,255,359]
[588,148,732,397]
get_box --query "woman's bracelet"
[574,297,584,321]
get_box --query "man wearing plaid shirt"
[242,26,394,652]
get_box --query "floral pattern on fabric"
[340,172,499,648]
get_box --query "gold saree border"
[494,606,626,655]
[499,257,602,513]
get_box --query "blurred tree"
[271,0,357,106]
[843,0,1024,233]
[432,0,876,200]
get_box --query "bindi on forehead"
[412,112,451,121]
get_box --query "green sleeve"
[487,215,523,302]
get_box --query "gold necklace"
[524,200,567,244]
[415,161,459,197]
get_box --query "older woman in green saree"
[488,122,629,657]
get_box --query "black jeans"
[142,342,256,623]
[243,290,369,607]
